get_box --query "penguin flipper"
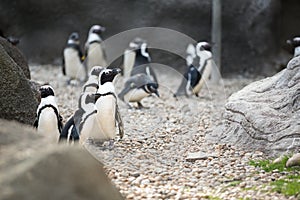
[175,68,189,96]
[59,116,75,142]
[58,114,63,134]
[33,117,38,129]
[62,57,66,75]
[118,85,133,101]
[115,105,124,139]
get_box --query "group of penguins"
[34,23,300,147]
[33,24,215,147]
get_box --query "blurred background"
[0,0,299,77]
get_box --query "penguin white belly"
[90,96,116,140]
[123,50,136,77]
[37,108,59,143]
[64,49,85,81]
[124,89,149,102]
[78,112,96,143]
[87,43,107,71]
[193,61,212,94]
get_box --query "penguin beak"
[154,90,160,98]
[112,68,121,75]
[286,39,292,45]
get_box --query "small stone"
[273,155,285,164]
[186,151,218,161]
[286,153,300,167]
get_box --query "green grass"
[249,156,300,197]
[228,180,242,187]
[249,156,290,172]
[271,175,300,196]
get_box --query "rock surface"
[0,0,295,75]
[0,37,30,79]
[286,153,300,167]
[210,56,300,155]
[0,40,38,125]
[0,119,123,200]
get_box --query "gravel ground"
[30,65,298,200]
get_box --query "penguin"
[85,25,107,73]
[62,32,86,83]
[118,73,159,108]
[34,85,63,143]
[129,39,158,84]
[82,65,104,93]
[287,37,300,57]
[175,41,213,97]
[123,37,145,78]
[60,66,104,143]
[60,68,124,147]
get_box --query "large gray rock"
[0,39,38,125]
[0,37,30,79]
[209,56,300,155]
[1,0,298,75]
[0,119,123,200]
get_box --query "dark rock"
[0,41,38,125]
[0,37,30,79]
[208,56,300,156]
[0,119,123,200]
[1,0,299,75]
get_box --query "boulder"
[0,119,123,200]
[1,0,298,75]
[209,56,300,155]
[0,39,38,125]
[0,37,30,79]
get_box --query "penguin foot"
[108,140,114,150]
[126,103,133,109]
[137,102,149,109]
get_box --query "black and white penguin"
[129,39,158,84]
[62,32,86,83]
[82,65,104,93]
[118,73,159,108]
[34,85,63,143]
[60,68,124,146]
[60,66,104,143]
[85,25,107,73]
[175,41,213,97]
[123,37,144,77]
[287,37,300,57]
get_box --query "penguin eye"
[105,71,110,75]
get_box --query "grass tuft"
[249,156,289,172]
[271,175,300,196]
[249,156,300,197]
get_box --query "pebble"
[30,65,294,200]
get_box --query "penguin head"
[287,37,300,48]
[99,68,121,85]
[196,41,212,52]
[145,82,159,97]
[89,25,106,35]
[89,66,104,77]
[129,37,145,49]
[40,85,55,98]
[67,32,80,45]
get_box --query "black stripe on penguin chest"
[37,104,61,132]
[66,44,82,58]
